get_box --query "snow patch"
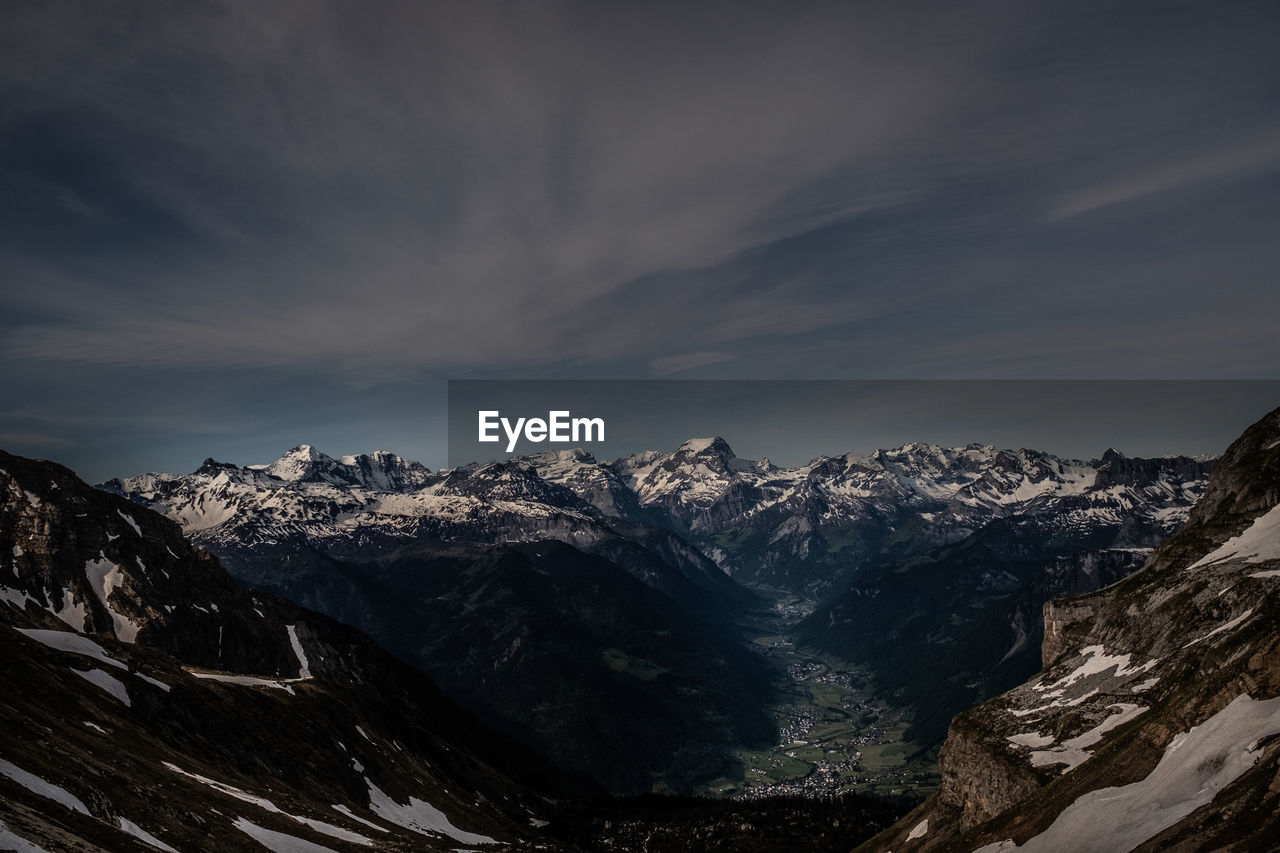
[0,759,88,814]
[0,585,37,609]
[119,818,179,852]
[976,694,1280,852]
[365,778,499,845]
[71,666,132,706]
[287,625,312,679]
[1028,703,1146,771]
[50,587,87,631]
[1188,504,1280,570]
[331,805,388,833]
[1010,688,1098,718]
[15,627,126,669]
[232,817,338,853]
[85,555,141,642]
[166,763,284,812]
[135,672,172,692]
[1184,609,1254,648]
[116,508,143,536]
[166,764,369,844]
[1035,645,1158,692]
[0,819,50,852]
[189,670,297,694]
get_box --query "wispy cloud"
[1050,127,1280,220]
[0,2,988,373]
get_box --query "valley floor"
[693,588,940,801]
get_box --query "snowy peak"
[264,444,340,483]
[951,447,1096,510]
[677,437,735,458]
[334,450,433,491]
[257,445,432,490]
[434,459,595,511]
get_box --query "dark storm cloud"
[1,1,1278,477]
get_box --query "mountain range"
[102,438,1212,793]
[7,403,1280,849]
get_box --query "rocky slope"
[861,405,1280,852]
[0,449,583,851]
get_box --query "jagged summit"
[677,436,735,456]
[195,457,238,475]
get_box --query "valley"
[696,589,940,802]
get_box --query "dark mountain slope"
[235,536,776,794]
[105,448,775,793]
[0,449,583,851]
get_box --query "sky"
[1,1,1278,481]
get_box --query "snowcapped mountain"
[104,448,610,556]
[0,449,581,851]
[101,439,1213,793]
[529,437,1211,594]
[863,405,1280,853]
[260,444,434,490]
[106,439,1210,594]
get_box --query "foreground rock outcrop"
[863,405,1280,852]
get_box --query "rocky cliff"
[861,405,1280,852]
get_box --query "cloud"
[0,1,989,373]
[0,0,1278,391]
[1049,127,1280,220]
